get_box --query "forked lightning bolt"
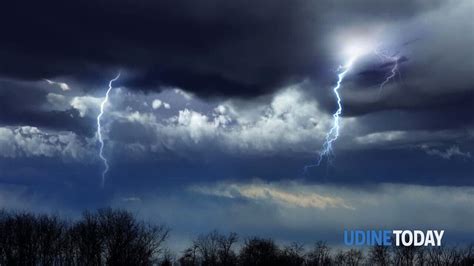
[305,56,358,170]
[374,49,400,96]
[306,44,403,171]
[97,72,120,187]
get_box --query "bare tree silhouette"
[70,210,104,265]
[279,242,305,266]
[332,250,347,266]
[344,249,363,266]
[0,209,472,266]
[97,208,169,265]
[368,245,391,266]
[189,230,238,266]
[392,245,417,265]
[0,209,169,265]
[238,237,281,266]
[180,245,199,266]
[306,241,331,266]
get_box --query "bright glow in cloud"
[44,79,70,91]
[329,25,384,61]
[344,39,377,58]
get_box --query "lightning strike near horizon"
[97,72,121,187]
[305,56,358,171]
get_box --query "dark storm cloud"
[0,79,94,135]
[1,1,473,249]
[0,0,444,98]
[0,0,471,171]
[302,0,472,120]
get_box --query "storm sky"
[0,0,473,250]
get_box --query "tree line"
[0,208,472,265]
[177,231,473,266]
[0,208,168,265]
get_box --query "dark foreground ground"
[0,208,472,265]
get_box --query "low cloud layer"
[190,181,353,210]
[0,180,471,249]
[1,83,472,187]
[110,180,474,249]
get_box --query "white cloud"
[190,181,474,232]
[152,99,170,110]
[113,85,339,154]
[94,83,473,157]
[55,84,471,159]
[355,130,407,145]
[44,79,70,91]
[126,111,157,125]
[0,126,93,160]
[354,130,469,147]
[222,88,331,152]
[175,109,218,143]
[420,145,471,160]
[152,99,162,109]
[174,88,193,100]
[70,96,102,117]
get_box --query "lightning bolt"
[305,56,358,170]
[97,72,120,187]
[305,44,404,172]
[374,49,400,96]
